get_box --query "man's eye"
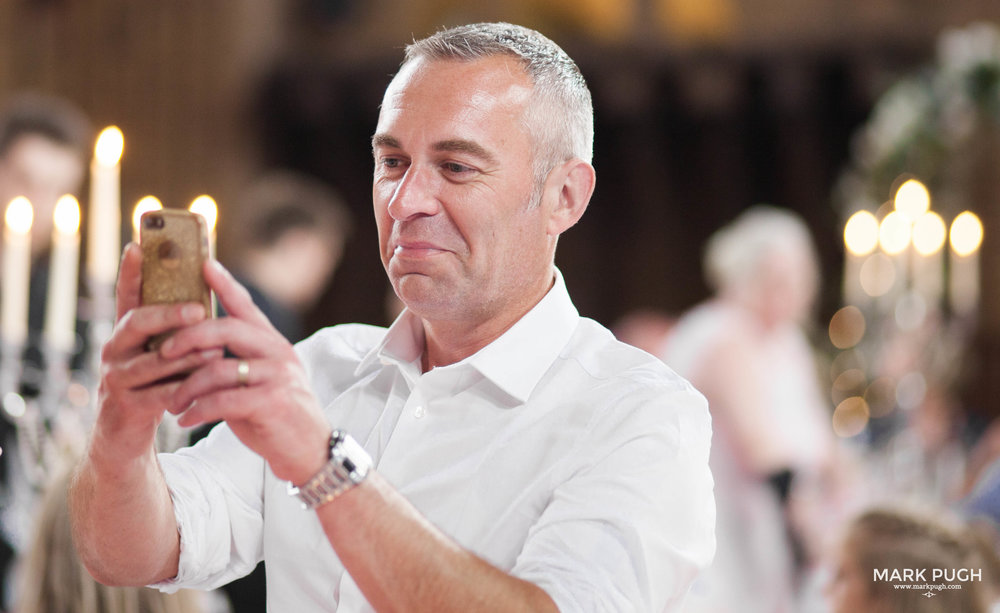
[381,157,401,168]
[443,162,472,174]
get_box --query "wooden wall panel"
[0,1,286,240]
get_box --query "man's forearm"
[318,471,559,612]
[68,434,181,587]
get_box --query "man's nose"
[387,165,440,221]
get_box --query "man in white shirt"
[68,22,715,612]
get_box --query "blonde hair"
[844,507,993,613]
[16,468,205,613]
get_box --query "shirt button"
[413,405,426,419]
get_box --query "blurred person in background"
[660,205,837,612]
[825,506,995,613]
[0,92,91,266]
[0,91,91,609]
[612,308,676,356]
[0,92,91,367]
[220,169,353,344]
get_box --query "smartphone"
[140,209,213,350]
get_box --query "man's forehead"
[382,55,532,106]
[374,56,533,153]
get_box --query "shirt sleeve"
[511,384,716,612]
[149,423,267,593]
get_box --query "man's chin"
[394,275,464,317]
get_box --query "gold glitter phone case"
[139,209,212,350]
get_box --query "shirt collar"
[355,308,425,383]
[356,269,580,403]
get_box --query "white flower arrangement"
[839,21,1000,216]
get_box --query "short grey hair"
[404,22,594,198]
[704,205,820,296]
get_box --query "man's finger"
[102,302,208,359]
[157,315,289,362]
[115,242,143,322]
[203,259,273,328]
[107,347,223,391]
[168,356,283,415]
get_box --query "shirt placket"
[375,373,438,487]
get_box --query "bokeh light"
[859,253,897,297]
[879,211,912,255]
[912,211,946,256]
[844,210,880,256]
[893,178,931,221]
[950,211,983,257]
[832,396,870,438]
[829,305,866,349]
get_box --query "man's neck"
[417,273,556,372]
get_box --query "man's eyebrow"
[371,134,400,151]
[371,135,497,165]
[432,139,496,164]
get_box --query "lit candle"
[893,178,930,222]
[878,210,911,300]
[911,211,946,308]
[43,195,81,354]
[189,195,217,258]
[131,195,163,243]
[949,211,983,317]
[2,197,33,347]
[86,126,124,287]
[843,210,879,306]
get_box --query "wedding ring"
[236,360,250,387]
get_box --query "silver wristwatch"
[287,429,372,510]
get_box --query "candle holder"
[2,388,89,554]
[39,344,72,421]
[83,278,116,386]
[0,340,25,397]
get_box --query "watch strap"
[287,429,371,510]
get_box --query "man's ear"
[545,159,596,237]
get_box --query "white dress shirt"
[154,271,715,611]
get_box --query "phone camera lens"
[143,214,164,229]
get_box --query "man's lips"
[392,241,450,258]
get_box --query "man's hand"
[71,242,219,586]
[159,259,331,485]
[94,242,221,460]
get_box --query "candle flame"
[132,196,163,237]
[4,197,33,234]
[95,126,124,166]
[53,195,81,235]
[189,195,217,233]
[950,211,983,257]
[894,178,930,221]
[912,211,946,256]
[878,211,911,255]
[844,210,879,256]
